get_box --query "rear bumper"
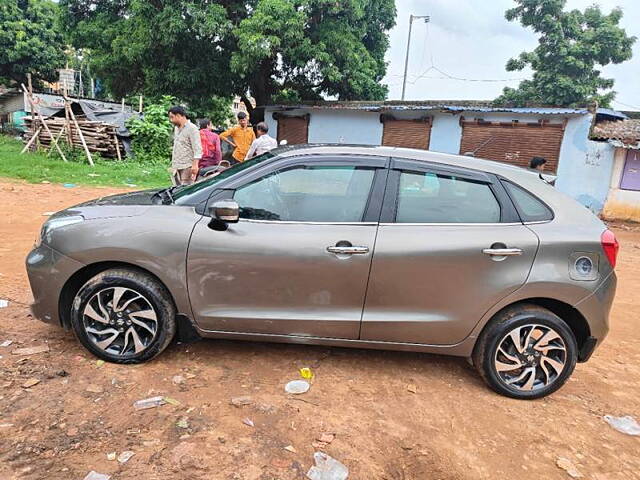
[574,271,617,358]
[26,243,85,327]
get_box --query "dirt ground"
[0,179,639,480]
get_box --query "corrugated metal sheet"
[382,118,431,149]
[460,120,564,172]
[277,115,308,145]
[266,101,623,117]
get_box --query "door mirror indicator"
[208,200,240,230]
[211,200,240,223]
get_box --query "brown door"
[381,117,432,149]
[277,115,309,145]
[459,119,564,172]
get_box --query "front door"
[620,149,640,191]
[187,156,387,339]
[361,159,539,345]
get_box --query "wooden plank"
[20,84,68,162]
[66,99,95,166]
[46,128,66,157]
[113,134,122,161]
[21,127,42,153]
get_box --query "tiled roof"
[592,119,640,147]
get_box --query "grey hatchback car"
[26,145,618,399]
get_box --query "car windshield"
[171,151,276,201]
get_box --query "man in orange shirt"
[220,112,256,163]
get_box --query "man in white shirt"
[245,122,278,160]
[168,105,202,185]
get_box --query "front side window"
[395,171,501,223]
[234,165,375,222]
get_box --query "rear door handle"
[483,248,523,256]
[327,245,369,255]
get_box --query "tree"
[0,0,66,87]
[59,0,396,121]
[494,0,636,107]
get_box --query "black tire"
[472,303,578,400]
[70,268,176,364]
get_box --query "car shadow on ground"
[161,335,485,387]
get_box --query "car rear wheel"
[70,268,176,364]
[473,304,578,399]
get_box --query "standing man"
[220,111,255,164]
[245,122,278,160]
[168,106,202,185]
[198,118,222,170]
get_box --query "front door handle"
[483,248,523,256]
[327,245,369,255]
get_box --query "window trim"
[381,159,520,224]
[204,155,390,224]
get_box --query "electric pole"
[401,14,430,101]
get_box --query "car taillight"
[601,229,619,268]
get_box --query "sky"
[382,0,640,110]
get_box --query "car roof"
[274,144,542,181]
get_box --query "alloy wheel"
[494,323,567,392]
[82,286,158,356]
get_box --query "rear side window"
[396,171,501,223]
[503,181,553,222]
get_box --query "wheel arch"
[58,261,198,343]
[474,297,591,356]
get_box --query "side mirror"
[209,199,240,223]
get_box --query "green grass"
[0,135,171,188]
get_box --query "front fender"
[48,206,201,318]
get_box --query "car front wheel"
[70,268,176,364]
[473,304,578,399]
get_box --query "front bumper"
[26,243,86,327]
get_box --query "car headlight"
[38,215,84,246]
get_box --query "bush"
[126,95,176,164]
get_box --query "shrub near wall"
[126,96,175,164]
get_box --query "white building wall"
[555,114,616,213]
[429,114,461,154]
[306,109,382,144]
[602,148,640,222]
[264,106,617,213]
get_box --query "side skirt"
[194,328,476,357]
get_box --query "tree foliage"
[0,0,66,87]
[495,0,636,107]
[59,0,396,119]
[126,95,175,164]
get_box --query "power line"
[395,15,527,92]
[612,99,640,111]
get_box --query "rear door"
[360,158,539,345]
